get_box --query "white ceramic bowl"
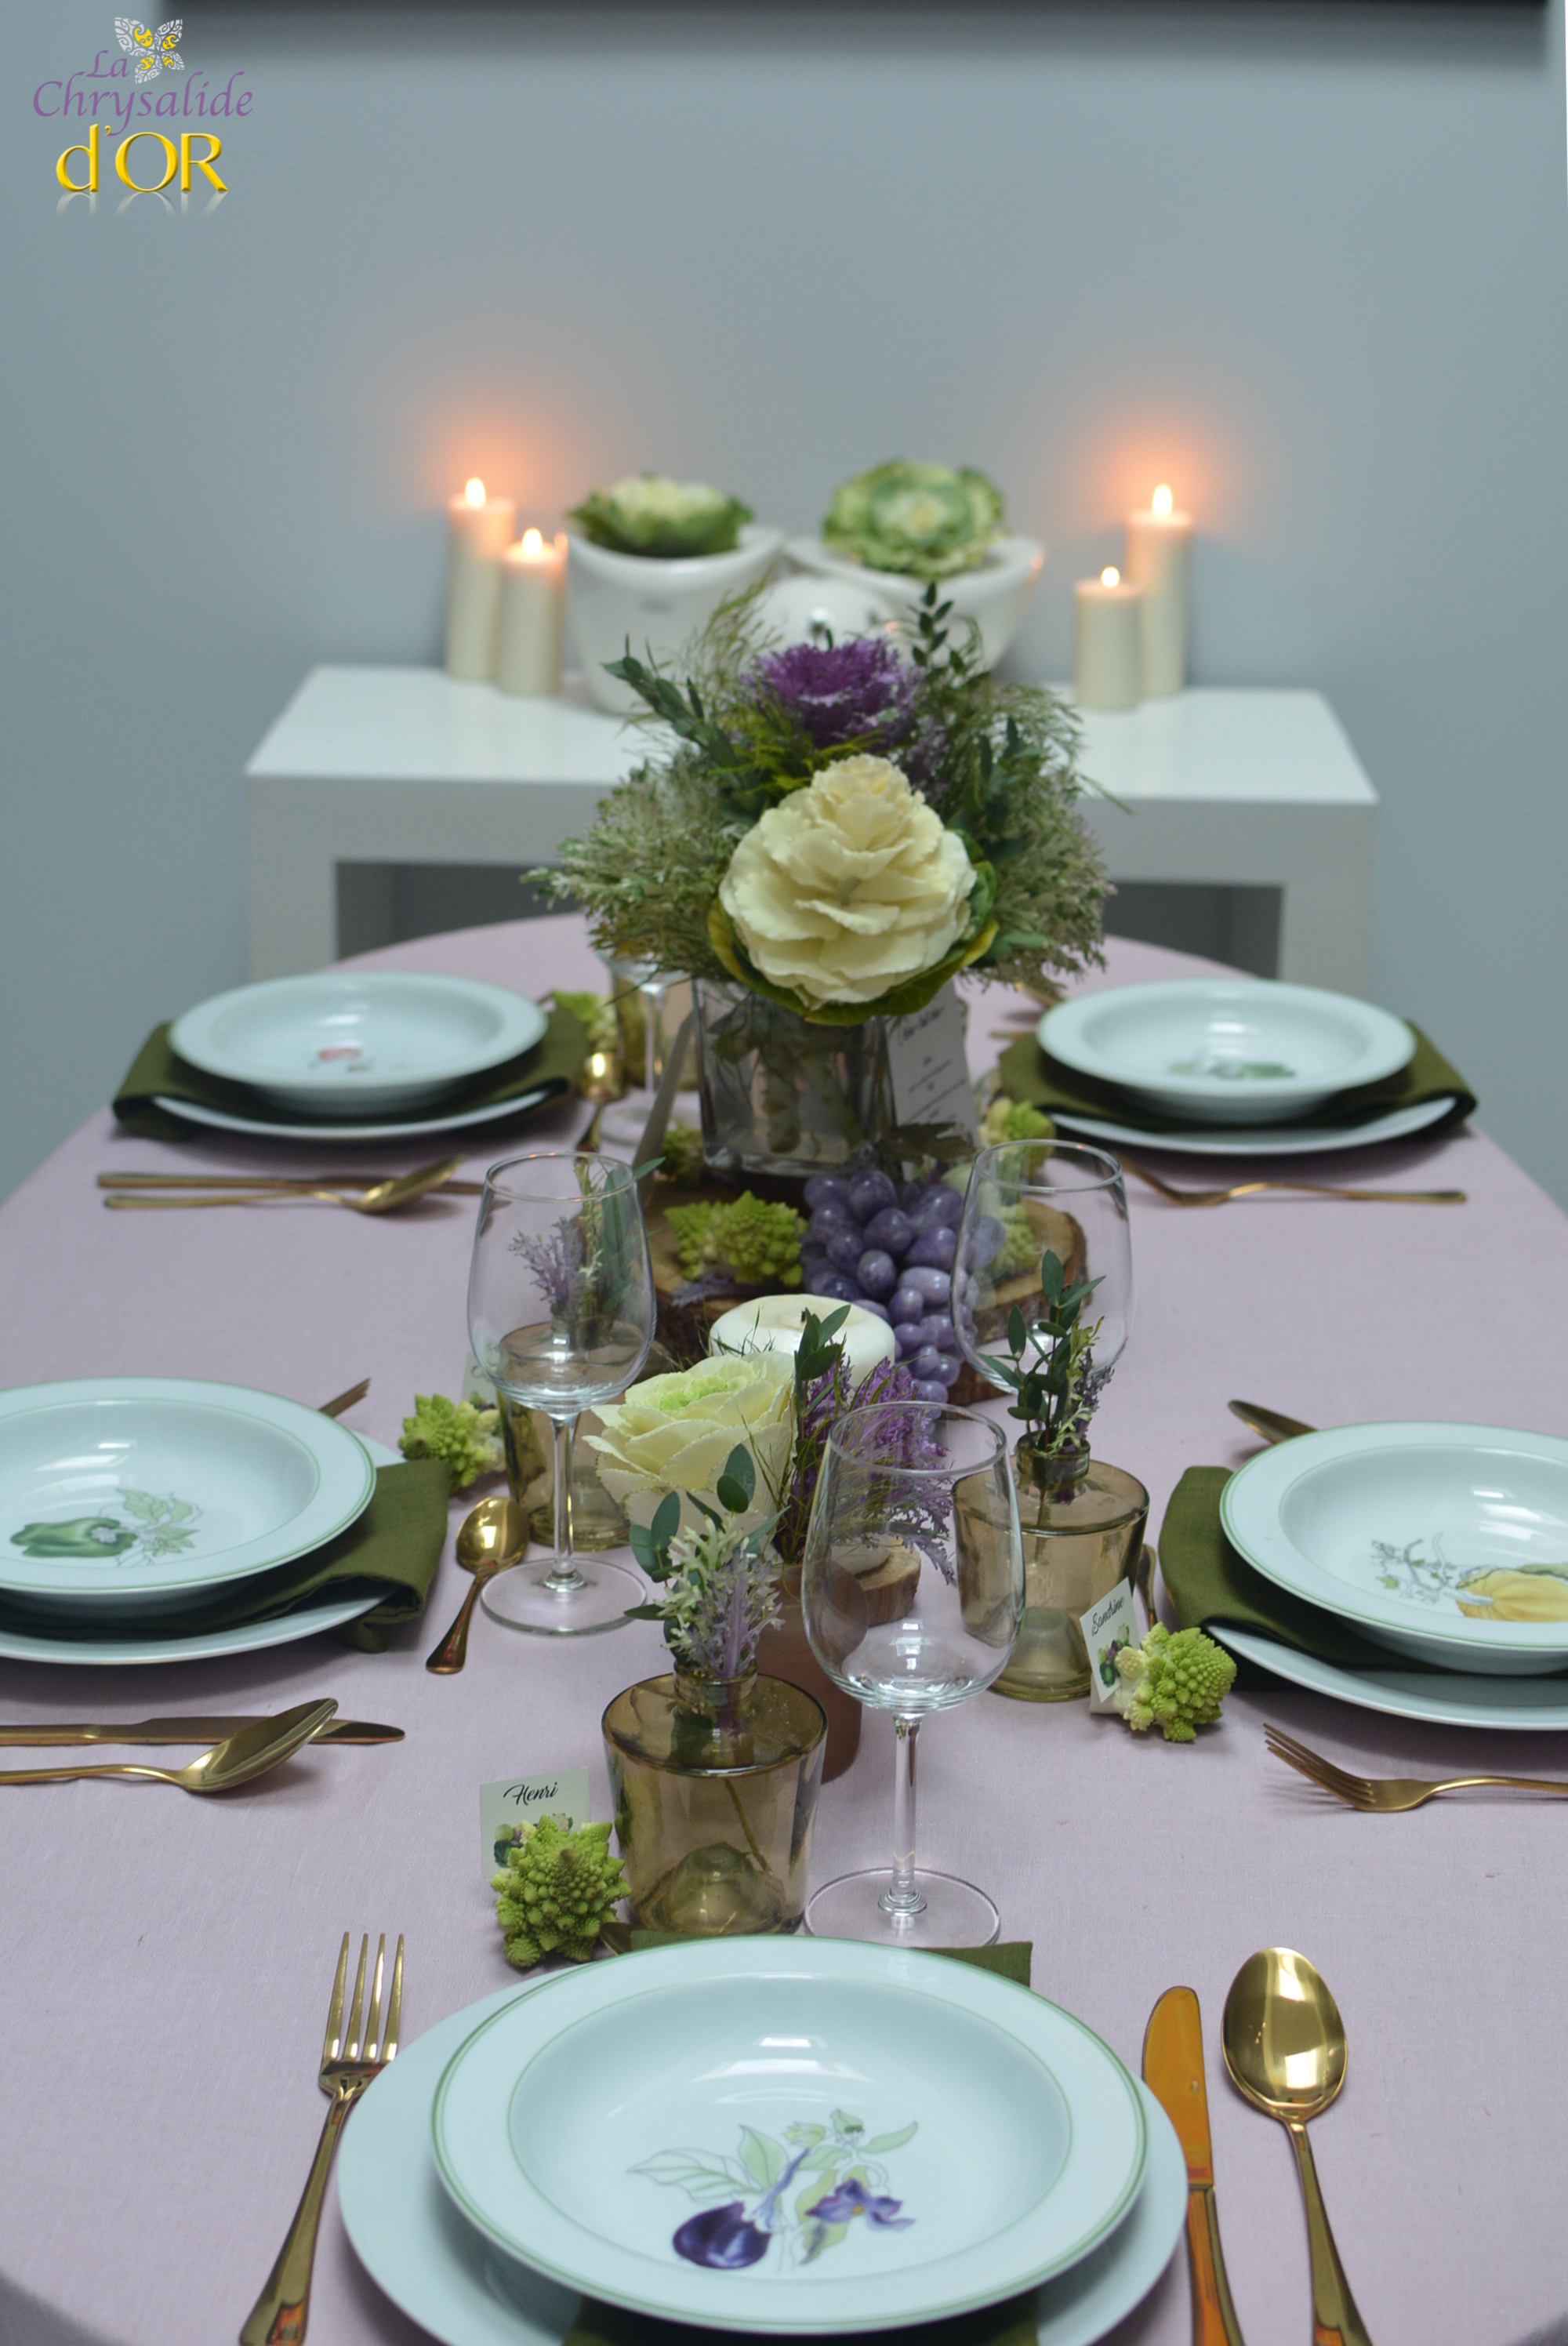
[0,1378,376,1620]
[1039,980,1414,1125]
[171,972,545,1117]
[785,534,1045,670]
[431,1937,1146,2334]
[1221,1422,1568,1673]
[568,525,786,714]
[755,574,896,648]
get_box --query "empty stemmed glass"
[801,1402,1024,1946]
[467,1151,655,1634]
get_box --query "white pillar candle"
[708,1295,896,1382]
[495,528,568,696]
[1073,567,1144,710]
[1123,484,1193,698]
[445,477,516,681]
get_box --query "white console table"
[245,667,1378,992]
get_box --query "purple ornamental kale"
[747,637,916,754]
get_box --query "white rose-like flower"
[583,1353,795,1527]
[718,756,976,1011]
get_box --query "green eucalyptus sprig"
[979,1247,1104,1458]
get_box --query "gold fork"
[1266,1724,1568,1812]
[239,1931,403,2346]
[1119,1155,1465,1208]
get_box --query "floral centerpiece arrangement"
[538,586,1106,1174]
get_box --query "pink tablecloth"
[2,917,1566,2346]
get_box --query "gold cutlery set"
[0,1703,403,1790]
[99,1158,478,1213]
[1145,1948,1371,2346]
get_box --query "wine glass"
[953,1139,1134,1407]
[800,1402,1024,1946]
[468,1151,655,1634]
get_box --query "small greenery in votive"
[979,1248,1105,1466]
[1110,1624,1237,1744]
[492,1815,628,1966]
[399,1393,503,1487]
[569,475,753,561]
[626,1444,783,1679]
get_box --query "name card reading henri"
[482,1767,591,1879]
[1080,1581,1137,1712]
[886,992,978,1138]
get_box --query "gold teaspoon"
[0,1699,336,1792]
[1221,1948,1374,2346]
[425,1496,528,1674]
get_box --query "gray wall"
[5,3,1566,1197]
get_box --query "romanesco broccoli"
[550,990,619,1053]
[661,1120,707,1186]
[1112,1623,1237,1743]
[399,1393,503,1487]
[980,1094,1055,1147]
[491,1816,627,1966]
[992,1203,1047,1280]
[666,1193,804,1287]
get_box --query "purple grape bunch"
[799,1168,1002,1404]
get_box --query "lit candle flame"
[1101,566,1121,588]
[1152,484,1174,518]
[464,478,486,507]
[521,527,544,556]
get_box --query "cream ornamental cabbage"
[717,757,977,1013]
[583,1353,795,1527]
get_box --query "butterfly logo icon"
[114,17,184,85]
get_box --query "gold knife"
[0,1716,403,1747]
[1143,1986,1248,2346]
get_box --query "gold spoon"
[1229,1398,1316,1446]
[425,1495,528,1674]
[1222,1948,1374,2346]
[104,1157,466,1215]
[0,1698,336,1792]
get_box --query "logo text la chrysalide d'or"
[37,19,252,209]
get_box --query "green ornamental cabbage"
[569,474,753,560]
[822,460,1005,579]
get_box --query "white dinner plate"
[1213,1622,1568,1730]
[431,1937,1146,2335]
[1221,1422,1568,1675]
[171,973,546,1117]
[151,1083,561,1146]
[0,1435,395,1665]
[1039,981,1414,1125]
[1049,1095,1454,1158]
[341,1977,1185,2346]
[0,1378,376,1620]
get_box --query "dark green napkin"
[112,1005,586,1143]
[1159,1465,1443,1673]
[997,1019,1475,1142]
[564,1941,1037,2346]
[0,1458,451,1654]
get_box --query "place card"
[482,1766,591,1879]
[1080,1580,1138,1711]
[886,990,978,1138]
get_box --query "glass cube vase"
[990,1451,1149,1702]
[691,978,896,1178]
[602,1669,826,1936]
